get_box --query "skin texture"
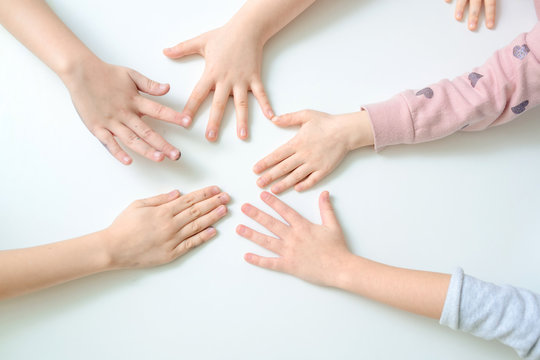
[254,110,374,194]
[237,191,451,319]
[0,0,183,165]
[0,187,230,299]
[444,0,497,30]
[164,0,317,142]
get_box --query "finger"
[318,191,339,228]
[136,96,183,127]
[167,186,221,215]
[163,35,204,59]
[94,127,132,165]
[113,123,165,162]
[182,77,213,127]
[233,87,249,140]
[138,190,181,207]
[124,114,180,161]
[455,0,467,20]
[294,171,325,192]
[175,192,230,228]
[260,191,304,226]
[241,203,289,237]
[271,110,310,127]
[270,164,312,195]
[251,78,274,119]
[244,253,283,272]
[206,85,231,142]
[177,204,228,239]
[128,69,170,96]
[174,226,217,258]
[256,154,302,189]
[236,225,283,254]
[484,0,496,29]
[467,0,482,30]
[253,144,295,175]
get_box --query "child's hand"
[163,24,274,142]
[64,59,184,165]
[237,191,351,286]
[444,0,496,30]
[253,110,374,194]
[104,186,230,269]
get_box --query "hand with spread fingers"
[163,26,272,142]
[237,191,350,286]
[444,0,497,30]
[65,59,185,165]
[254,110,374,194]
[163,0,317,142]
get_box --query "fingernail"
[217,205,227,216]
[237,225,246,235]
[169,190,179,197]
[469,22,476,30]
[218,193,230,203]
[456,11,462,19]
[159,83,168,91]
[210,186,220,195]
[123,156,131,164]
[170,149,180,160]
[271,186,281,194]
[240,128,247,138]
[181,116,191,127]
[271,116,280,122]
[153,151,163,160]
[257,178,266,187]
[206,227,216,235]
[487,20,494,28]
[266,109,275,118]
[261,191,271,200]
[207,130,216,140]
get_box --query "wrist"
[79,230,115,273]
[330,254,370,291]
[338,111,375,152]
[57,51,102,88]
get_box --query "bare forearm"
[0,232,110,299]
[0,0,97,79]
[335,255,451,319]
[228,0,317,43]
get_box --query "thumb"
[319,191,339,228]
[272,110,311,127]
[138,190,180,207]
[163,36,204,59]
[129,69,170,96]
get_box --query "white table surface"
[1,0,539,359]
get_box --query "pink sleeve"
[364,19,540,151]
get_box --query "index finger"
[167,186,221,215]
[485,0,496,29]
[259,191,303,226]
[136,97,183,126]
[253,143,295,174]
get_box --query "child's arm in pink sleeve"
[365,22,540,151]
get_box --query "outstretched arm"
[164,0,317,142]
[237,191,449,319]
[254,15,540,194]
[237,192,540,357]
[0,187,230,299]
[0,0,184,164]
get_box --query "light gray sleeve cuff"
[440,268,540,359]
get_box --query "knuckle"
[126,132,139,145]
[189,221,202,234]
[183,195,196,207]
[141,127,155,140]
[236,98,248,108]
[189,206,201,218]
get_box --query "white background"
[1,0,539,359]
